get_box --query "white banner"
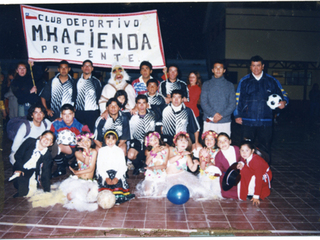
[20,5,166,69]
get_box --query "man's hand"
[30,86,37,94]
[165,95,171,104]
[251,198,260,206]
[46,109,54,117]
[213,113,223,123]
[278,100,286,109]
[235,117,242,125]
[182,97,188,103]
[101,109,109,119]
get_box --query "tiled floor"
[1,120,320,237]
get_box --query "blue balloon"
[167,184,190,205]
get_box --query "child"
[136,131,169,197]
[237,141,272,206]
[59,131,99,211]
[198,130,222,199]
[215,132,243,199]
[11,130,55,198]
[166,131,207,199]
[115,90,129,111]
[96,130,135,205]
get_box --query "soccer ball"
[97,190,116,209]
[267,94,282,110]
[56,129,76,145]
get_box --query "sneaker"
[139,168,146,173]
[132,168,140,176]
[126,160,134,170]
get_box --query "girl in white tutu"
[136,131,169,197]
[59,132,99,211]
[166,132,207,199]
[198,130,222,199]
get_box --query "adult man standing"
[234,55,289,163]
[94,98,130,155]
[162,90,200,148]
[40,60,75,122]
[159,65,189,104]
[201,60,236,136]
[74,60,102,132]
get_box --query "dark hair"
[136,94,148,103]
[250,55,264,65]
[174,133,192,152]
[217,132,231,140]
[16,62,27,69]
[212,60,225,69]
[59,60,70,68]
[202,131,217,148]
[145,131,165,151]
[186,71,202,88]
[168,64,179,72]
[171,89,183,98]
[104,129,119,145]
[106,97,121,108]
[76,131,96,149]
[27,103,47,121]
[146,78,159,87]
[82,59,93,66]
[40,130,56,145]
[114,90,128,108]
[60,104,75,113]
[140,61,152,70]
[240,140,255,151]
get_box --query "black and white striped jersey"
[94,111,130,142]
[159,79,189,100]
[146,93,167,126]
[76,75,100,111]
[129,109,156,142]
[162,103,200,140]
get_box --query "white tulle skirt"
[59,176,99,212]
[135,170,167,198]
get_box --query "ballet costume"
[165,147,207,199]
[135,147,168,197]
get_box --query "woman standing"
[184,71,202,122]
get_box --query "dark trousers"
[241,125,272,164]
[75,110,100,133]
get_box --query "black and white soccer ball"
[56,129,76,145]
[267,94,282,110]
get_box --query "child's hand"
[69,166,76,174]
[111,178,119,185]
[237,162,244,170]
[200,148,209,158]
[251,198,260,206]
[182,151,191,156]
[193,160,199,167]
[145,166,154,171]
[106,178,112,185]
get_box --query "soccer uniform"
[40,74,75,121]
[159,79,189,100]
[162,103,200,145]
[146,92,167,131]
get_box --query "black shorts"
[161,134,174,147]
[128,139,145,153]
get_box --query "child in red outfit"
[237,141,272,206]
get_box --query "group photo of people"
[0,54,289,211]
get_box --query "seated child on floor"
[59,131,99,212]
[166,131,207,199]
[237,141,272,206]
[198,130,222,199]
[11,130,55,198]
[136,131,169,197]
[215,132,243,200]
[96,130,135,205]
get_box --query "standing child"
[59,131,99,211]
[198,130,222,199]
[136,131,169,197]
[237,141,272,206]
[215,132,243,199]
[96,130,135,205]
[166,131,207,199]
[11,130,55,198]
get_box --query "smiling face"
[240,144,254,159]
[79,136,92,149]
[107,101,120,116]
[81,62,94,75]
[217,135,231,151]
[205,135,216,149]
[105,135,117,147]
[250,61,264,76]
[149,135,160,148]
[39,132,54,148]
[147,82,158,96]
[112,66,124,81]
[176,137,188,151]
[168,66,178,82]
